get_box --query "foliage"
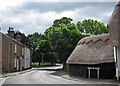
[28,32,43,63]
[76,19,108,35]
[45,17,85,69]
[32,62,56,68]
[35,39,56,65]
[28,32,56,65]
[28,17,108,69]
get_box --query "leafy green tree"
[28,32,42,63]
[45,17,85,69]
[76,19,108,35]
[28,17,108,69]
[35,40,56,66]
[28,32,56,66]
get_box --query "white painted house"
[0,32,2,73]
[23,47,31,69]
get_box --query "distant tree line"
[27,17,108,69]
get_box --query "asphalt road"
[1,65,119,86]
[2,70,81,84]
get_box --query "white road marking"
[0,77,9,86]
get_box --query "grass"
[32,62,56,68]
[32,62,39,68]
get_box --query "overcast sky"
[0,0,119,35]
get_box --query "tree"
[27,32,45,63]
[15,31,30,47]
[53,17,73,27]
[76,19,108,35]
[45,17,85,69]
[28,32,56,66]
[28,17,108,69]
[35,40,56,66]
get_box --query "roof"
[108,1,120,46]
[77,34,109,45]
[66,34,114,65]
[0,32,25,46]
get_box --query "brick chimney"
[7,27,14,38]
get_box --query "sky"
[0,0,119,35]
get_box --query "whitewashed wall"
[117,46,120,77]
[0,32,2,72]
[24,47,31,69]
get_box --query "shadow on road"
[49,69,67,76]
[35,68,62,71]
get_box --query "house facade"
[1,27,31,73]
[23,47,31,69]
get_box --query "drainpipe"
[8,40,14,72]
[114,46,119,81]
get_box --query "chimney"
[7,27,14,38]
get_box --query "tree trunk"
[51,61,53,66]
[39,61,41,66]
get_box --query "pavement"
[0,65,120,85]
[0,69,33,78]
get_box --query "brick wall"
[2,34,15,72]
[1,32,30,72]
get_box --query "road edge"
[0,69,33,78]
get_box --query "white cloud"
[0,0,24,11]
[1,9,112,34]
[26,0,119,2]
[0,1,117,35]
[0,0,118,12]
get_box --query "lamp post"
[7,40,14,72]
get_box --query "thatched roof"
[108,1,120,46]
[77,34,109,45]
[66,34,114,65]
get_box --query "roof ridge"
[78,34,109,45]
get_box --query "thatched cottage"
[66,34,115,79]
[108,1,120,80]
